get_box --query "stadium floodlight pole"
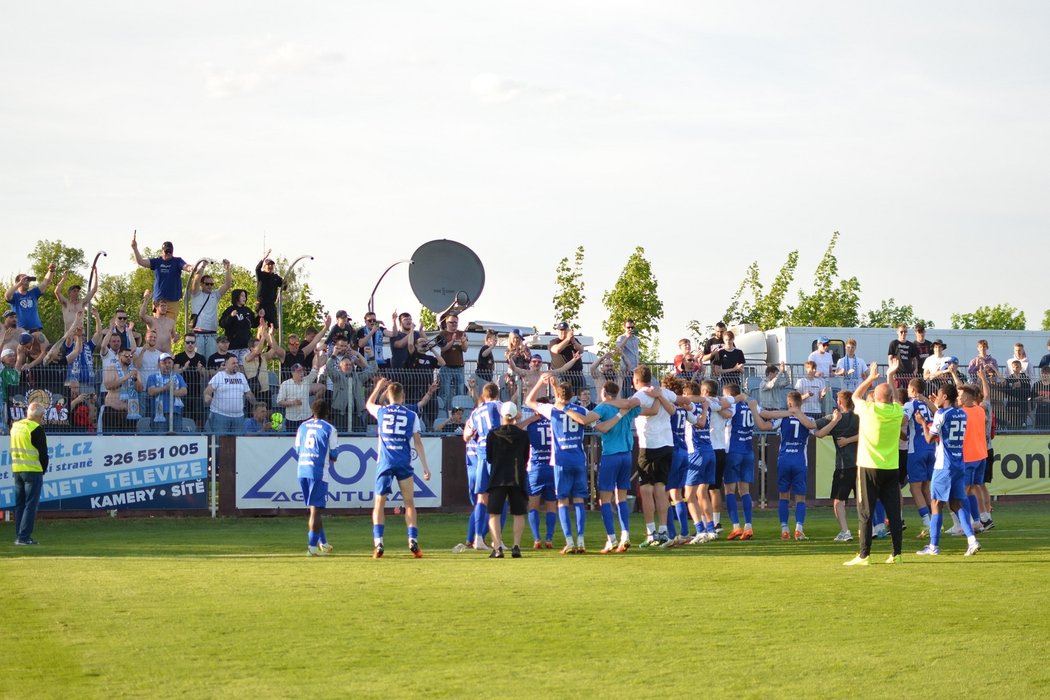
[85,250,106,337]
[184,259,212,336]
[279,255,313,342]
[367,259,412,315]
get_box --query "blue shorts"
[528,464,556,500]
[299,477,327,508]
[375,466,415,497]
[685,448,715,487]
[597,451,632,492]
[665,448,688,490]
[554,462,588,500]
[931,467,967,502]
[907,450,935,483]
[777,460,807,496]
[724,451,755,485]
[965,459,985,486]
[474,459,491,495]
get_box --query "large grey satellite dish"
[409,240,486,314]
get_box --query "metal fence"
[4,352,1048,435]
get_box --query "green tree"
[863,298,933,329]
[950,304,1026,331]
[19,240,89,341]
[719,252,799,330]
[419,307,438,333]
[1043,309,1050,332]
[788,232,861,327]
[552,245,586,330]
[601,246,664,362]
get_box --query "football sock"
[373,524,384,546]
[950,511,961,529]
[574,503,586,538]
[600,502,616,537]
[558,505,573,540]
[466,512,476,544]
[545,511,556,541]
[778,498,789,528]
[874,501,886,527]
[318,528,327,545]
[308,530,319,547]
[742,494,753,525]
[726,494,739,527]
[930,512,943,547]
[713,512,721,526]
[407,526,418,542]
[675,502,689,534]
[968,495,980,526]
[706,520,716,534]
[473,503,487,540]
[645,522,656,538]
[694,520,703,535]
[958,505,975,538]
[528,509,541,541]
[920,509,931,528]
[666,507,678,539]
[616,501,631,535]
[795,501,806,529]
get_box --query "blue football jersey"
[536,403,587,467]
[930,406,967,471]
[903,399,934,454]
[374,404,421,470]
[468,401,502,453]
[295,418,338,480]
[686,402,712,453]
[774,416,809,467]
[728,402,757,455]
[527,417,553,468]
[672,406,688,451]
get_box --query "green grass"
[3,503,1050,699]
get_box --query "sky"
[3,2,1049,356]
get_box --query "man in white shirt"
[277,362,321,431]
[834,338,868,392]
[204,356,256,435]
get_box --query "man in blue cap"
[808,335,834,378]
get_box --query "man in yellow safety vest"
[11,401,49,546]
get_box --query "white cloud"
[471,73,567,104]
[259,42,344,74]
[202,63,263,98]
[201,41,343,99]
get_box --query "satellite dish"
[409,240,486,314]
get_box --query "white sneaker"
[600,540,617,554]
[474,540,492,552]
[945,526,965,536]
[688,532,709,545]
[916,544,940,556]
[307,546,319,556]
[451,543,469,553]
[964,541,982,557]
[317,542,333,554]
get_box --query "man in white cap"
[483,401,531,558]
[809,335,835,378]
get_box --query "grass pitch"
[3,503,1050,699]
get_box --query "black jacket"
[485,425,530,490]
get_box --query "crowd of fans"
[3,239,1049,435]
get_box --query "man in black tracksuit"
[485,402,531,558]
